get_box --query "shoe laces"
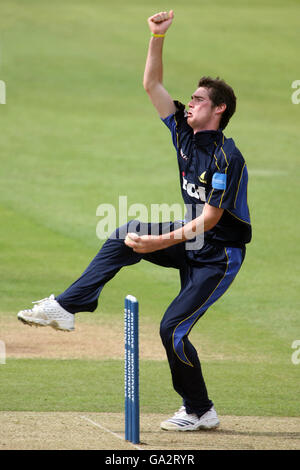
[32,294,55,305]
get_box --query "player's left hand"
[124,232,164,254]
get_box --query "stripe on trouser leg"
[172,247,243,366]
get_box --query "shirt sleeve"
[207,152,245,211]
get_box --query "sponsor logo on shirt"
[182,175,206,202]
[198,171,207,184]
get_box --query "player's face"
[187,87,216,132]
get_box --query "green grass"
[0,0,300,417]
[0,359,298,416]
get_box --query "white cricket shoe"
[17,294,75,332]
[161,405,220,431]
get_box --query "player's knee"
[159,319,174,347]
[109,220,140,240]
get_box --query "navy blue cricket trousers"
[56,221,245,417]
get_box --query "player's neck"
[193,126,219,134]
[192,120,220,134]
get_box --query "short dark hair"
[198,76,237,130]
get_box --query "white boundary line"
[80,416,143,451]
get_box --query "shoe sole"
[17,314,74,332]
[198,421,220,430]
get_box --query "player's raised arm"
[143,10,176,119]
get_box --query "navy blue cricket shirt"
[162,101,252,248]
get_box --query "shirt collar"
[193,129,223,149]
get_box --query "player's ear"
[215,103,227,115]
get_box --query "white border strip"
[81,416,143,451]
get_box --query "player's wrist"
[151,32,166,38]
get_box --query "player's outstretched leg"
[17,220,157,331]
[17,221,145,331]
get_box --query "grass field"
[0,0,300,451]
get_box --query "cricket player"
[18,11,251,431]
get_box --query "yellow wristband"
[151,33,165,38]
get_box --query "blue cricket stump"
[124,295,140,444]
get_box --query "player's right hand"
[147,10,174,35]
